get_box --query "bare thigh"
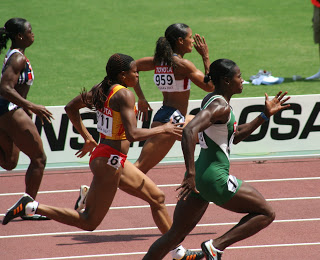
[220,182,273,215]
[0,109,45,159]
[84,157,121,226]
[119,160,165,205]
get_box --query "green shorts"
[189,155,242,206]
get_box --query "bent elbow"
[126,135,135,143]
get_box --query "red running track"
[1,158,320,260]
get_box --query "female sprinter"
[0,18,53,220]
[133,23,214,174]
[143,59,290,260]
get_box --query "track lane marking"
[20,242,320,259]
[1,217,320,239]
[1,176,320,196]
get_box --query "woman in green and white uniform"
[143,59,291,260]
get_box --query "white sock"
[306,69,320,80]
[25,201,39,216]
[171,245,186,259]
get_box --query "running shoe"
[175,249,204,260]
[21,214,50,220]
[201,240,222,260]
[2,194,34,225]
[74,185,89,212]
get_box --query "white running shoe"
[306,69,320,80]
[74,185,89,212]
[201,239,223,260]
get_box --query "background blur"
[0,0,319,105]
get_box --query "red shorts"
[89,143,127,169]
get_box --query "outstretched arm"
[233,91,290,144]
[118,88,183,142]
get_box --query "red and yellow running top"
[96,84,136,141]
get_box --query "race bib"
[154,66,176,92]
[227,175,239,193]
[107,154,122,169]
[8,102,18,111]
[96,109,113,136]
[170,109,185,124]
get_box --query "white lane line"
[1,196,320,217]
[0,176,320,196]
[1,218,320,239]
[21,242,320,259]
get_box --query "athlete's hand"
[75,138,98,158]
[264,91,291,118]
[30,104,54,124]
[137,98,152,121]
[193,34,209,58]
[163,120,184,139]
[176,173,199,200]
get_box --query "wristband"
[260,112,269,121]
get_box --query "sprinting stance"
[0,18,53,220]
[143,59,291,260]
[133,23,214,174]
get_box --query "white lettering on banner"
[15,95,320,167]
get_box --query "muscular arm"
[233,91,291,144]
[0,53,33,109]
[65,93,96,142]
[0,53,53,123]
[177,59,214,92]
[132,57,154,120]
[65,92,98,157]
[117,88,181,142]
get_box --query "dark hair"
[0,18,28,54]
[154,23,189,68]
[204,59,237,87]
[81,53,135,110]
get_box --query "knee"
[2,160,18,171]
[149,189,166,209]
[266,208,276,225]
[30,153,47,169]
[79,213,100,231]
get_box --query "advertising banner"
[13,94,320,170]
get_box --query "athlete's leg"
[0,128,20,170]
[211,181,275,251]
[119,161,171,234]
[36,158,120,231]
[0,109,46,198]
[134,132,176,174]
[134,116,194,174]
[143,195,209,260]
